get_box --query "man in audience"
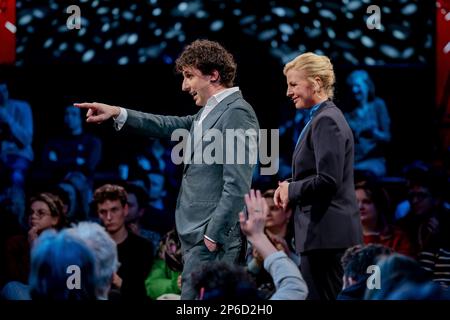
[124,183,161,255]
[42,105,101,183]
[93,184,154,300]
[337,244,393,300]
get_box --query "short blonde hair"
[283,52,336,99]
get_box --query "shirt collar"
[308,99,327,120]
[205,87,239,109]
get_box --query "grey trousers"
[180,232,244,300]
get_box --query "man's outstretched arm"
[75,102,195,138]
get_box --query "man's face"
[408,185,434,216]
[181,66,214,107]
[126,193,141,222]
[64,106,82,133]
[97,199,128,234]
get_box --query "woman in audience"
[344,70,391,177]
[246,189,299,298]
[355,181,413,256]
[1,193,67,299]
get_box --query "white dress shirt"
[113,87,239,131]
[197,87,239,125]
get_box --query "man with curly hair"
[75,40,259,299]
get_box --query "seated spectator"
[124,182,161,254]
[395,162,449,254]
[29,229,97,300]
[355,180,413,256]
[139,170,175,236]
[69,222,120,300]
[365,253,447,300]
[145,229,182,300]
[3,193,67,289]
[246,189,299,298]
[191,190,308,300]
[54,171,91,223]
[41,105,101,183]
[0,82,34,225]
[93,184,154,300]
[344,70,391,177]
[417,195,450,289]
[338,244,393,300]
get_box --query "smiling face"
[285,69,320,109]
[181,66,215,107]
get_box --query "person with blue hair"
[29,229,97,300]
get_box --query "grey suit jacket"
[288,100,363,253]
[123,91,259,251]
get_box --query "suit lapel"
[291,100,335,176]
[201,91,242,134]
[184,91,242,172]
[183,109,203,173]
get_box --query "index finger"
[74,102,96,109]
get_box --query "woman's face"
[264,197,291,230]
[286,69,317,109]
[355,188,378,227]
[29,200,59,233]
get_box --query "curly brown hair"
[175,39,237,88]
[93,184,128,208]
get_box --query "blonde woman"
[274,52,363,300]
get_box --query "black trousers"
[300,248,346,300]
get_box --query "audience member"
[246,189,299,298]
[41,105,102,182]
[145,229,183,300]
[355,180,413,256]
[191,190,308,300]
[365,254,448,300]
[338,244,393,300]
[93,184,154,300]
[69,221,120,300]
[344,70,391,177]
[29,229,97,300]
[0,82,34,225]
